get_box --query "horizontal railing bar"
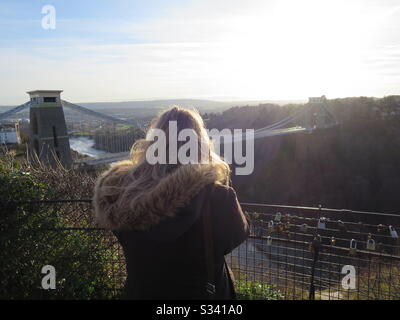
[2,199,93,204]
[5,199,400,219]
[242,203,400,218]
[257,224,400,241]
[249,212,400,231]
[248,235,400,260]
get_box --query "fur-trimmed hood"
[93,161,224,232]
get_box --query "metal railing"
[2,199,400,300]
[230,203,400,300]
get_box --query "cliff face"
[207,97,400,213]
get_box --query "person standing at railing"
[93,106,249,300]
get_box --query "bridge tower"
[304,95,333,131]
[27,90,72,168]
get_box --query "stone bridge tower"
[304,95,330,130]
[28,90,72,168]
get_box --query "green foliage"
[235,280,284,300]
[356,261,400,300]
[0,159,124,299]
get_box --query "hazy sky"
[1,0,400,105]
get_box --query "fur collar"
[93,161,222,231]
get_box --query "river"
[69,136,108,158]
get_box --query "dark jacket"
[93,163,249,300]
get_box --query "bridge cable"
[0,101,31,120]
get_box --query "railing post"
[309,202,322,301]
[309,237,321,300]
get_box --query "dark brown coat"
[93,163,249,300]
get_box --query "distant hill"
[78,98,305,112]
[72,98,306,120]
[0,98,305,120]
[78,99,232,119]
[80,99,229,110]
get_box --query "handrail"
[241,202,400,218]
[5,198,400,218]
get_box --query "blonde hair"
[129,105,230,180]
[93,106,231,230]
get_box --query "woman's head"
[129,106,230,182]
[148,105,210,164]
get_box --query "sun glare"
[217,0,372,100]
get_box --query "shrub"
[0,155,125,299]
[235,280,284,300]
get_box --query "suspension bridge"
[0,93,338,167]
